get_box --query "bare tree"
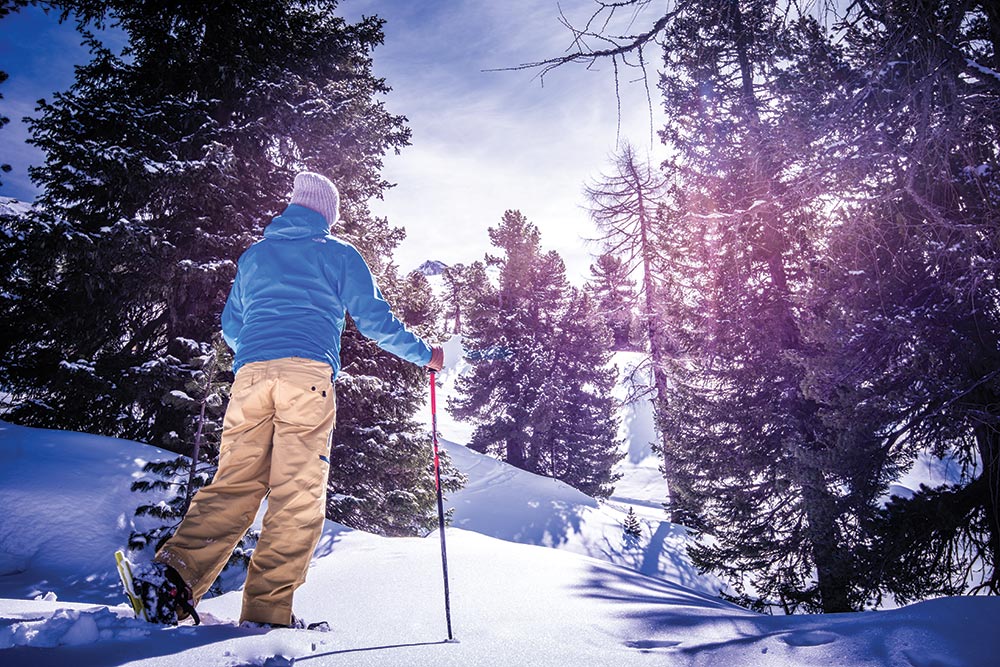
[586,142,690,516]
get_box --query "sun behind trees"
[532,0,1000,612]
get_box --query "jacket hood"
[263,204,330,240]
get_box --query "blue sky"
[0,1,665,281]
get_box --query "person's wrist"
[427,346,444,371]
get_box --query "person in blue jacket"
[133,171,444,628]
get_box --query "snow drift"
[3,417,1000,666]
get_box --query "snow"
[892,448,965,497]
[0,422,175,604]
[167,389,194,403]
[608,351,669,511]
[2,344,999,665]
[58,359,96,374]
[930,32,1000,86]
[0,198,32,216]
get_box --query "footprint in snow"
[780,630,839,647]
[626,639,682,652]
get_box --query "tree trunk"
[801,471,854,612]
[506,437,526,469]
[628,160,686,521]
[973,395,1000,593]
[729,0,853,610]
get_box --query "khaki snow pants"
[155,357,335,626]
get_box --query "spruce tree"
[2,1,408,445]
[585,252,637,350]
[0,2,457,538]
[653,2,875,613]
[624,507,642,541]
[450,211,553,470]
[450,210,622,497]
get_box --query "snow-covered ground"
[1,341,998,666]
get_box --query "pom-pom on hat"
[290,171,340,226]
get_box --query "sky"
[0,1,666,282]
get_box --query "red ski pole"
[429,371,455,641]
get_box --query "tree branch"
[493,4,682,80]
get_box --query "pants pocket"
[274,359,336,431]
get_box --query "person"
[130,171,444,627]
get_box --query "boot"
[240,614,329,631]
[131,561,201,625]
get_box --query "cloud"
[353,0,668,281]
[1,1,671,284]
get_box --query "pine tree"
[533,290,623,498]
[623,506,642,541]
[451,210,622,497]
[450,211,555,470]
[0,2,458,539]
[799,0,1000,600]
[585,252,637,350]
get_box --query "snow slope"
[0,422,175,604]
[443,439,715,594]
[2,339,1000,665]
[432,341,717,593]
[5,521,999,667]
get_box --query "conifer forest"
[1,0,998,615]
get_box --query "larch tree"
[585,142,685,513]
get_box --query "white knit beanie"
[289,171,340,226]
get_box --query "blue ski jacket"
[221,204,432,376]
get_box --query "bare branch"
[488,1,685,82]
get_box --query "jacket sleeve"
[221,267,244,353]
[340,245,432,366]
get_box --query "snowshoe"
[115,551,145,619]
[299,618,331,632]
[240,615,330,632]
[114,550,200,625]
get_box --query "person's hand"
[427,346,444,371]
